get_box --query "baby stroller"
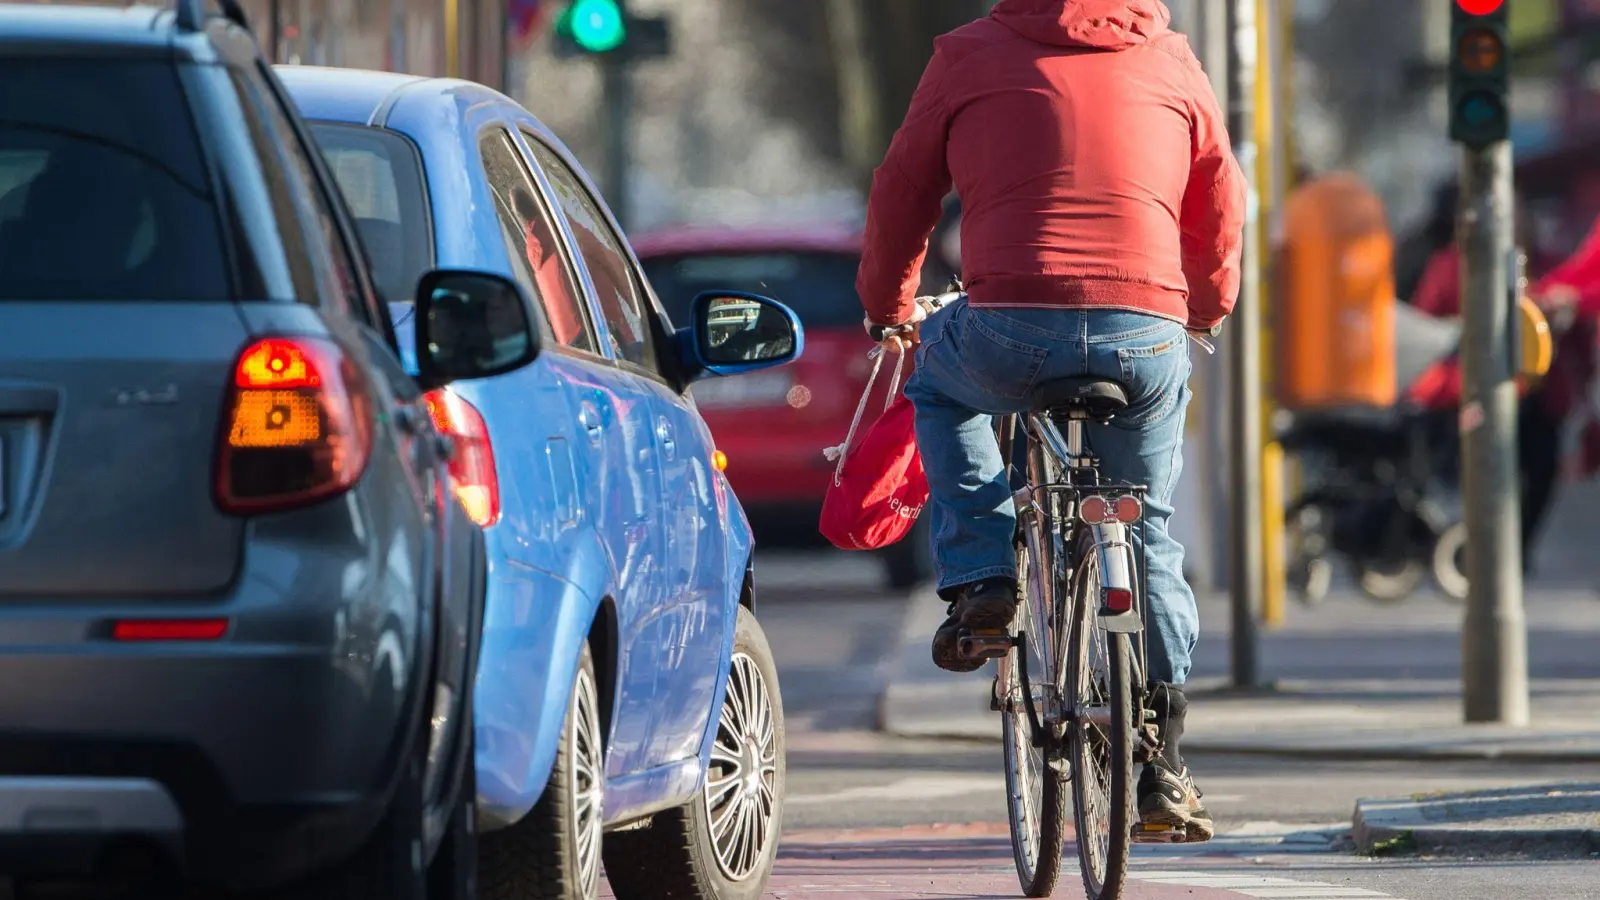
[1279,304,1469,605]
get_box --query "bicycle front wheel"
[1001,539,1068,898]
[1067,530,1135,900]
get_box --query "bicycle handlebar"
[866,290,964,343]
[868,287,1224,354]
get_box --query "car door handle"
[656,416,676,460]
[578,403,604,445]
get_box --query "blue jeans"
[904,301,1199,685]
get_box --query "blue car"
[279,66,802,900]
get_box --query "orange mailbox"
[1276,173,1398,409]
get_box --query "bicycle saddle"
[1030,376,1130,420]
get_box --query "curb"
[1172,741,1600,764]
[1352,797,1600,857]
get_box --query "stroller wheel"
[1286,505,1334,606]
[1432,521,1469,602]
[1289,554,1334,606]
[1356,558,1426,604]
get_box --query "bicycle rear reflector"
[1079,494,1143,525]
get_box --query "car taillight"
[217,337,372,514]
[425,389,500,527]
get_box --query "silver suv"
[0,3,545,898]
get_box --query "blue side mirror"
[679,291,805,381]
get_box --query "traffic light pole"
[1457,139,1529,725]
[1226,0,1264,689]
[602,48,634,230]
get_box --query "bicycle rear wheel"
[1067,529,1135,900]
[1001,538,1068,898]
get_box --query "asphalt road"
[750,550,1600,900]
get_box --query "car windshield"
[0,57,228,301]
[309,122,433,310]
[641,250,862,330]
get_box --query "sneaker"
[1136,758,1214,843]
[930,578,1019,673]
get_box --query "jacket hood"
[990,0,1173,50]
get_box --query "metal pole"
[1458,140,1529,726]
[598,0,634,229]
[1200,0,1233,596]
[1255,0,1287,633]
[602,58,633,229]
[1226,0,1264,688]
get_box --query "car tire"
[883,516,933,591]
[480,642,604,900]
[603,606,786,900]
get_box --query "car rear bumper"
[0,521,425,888]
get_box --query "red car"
[635,225,951,588]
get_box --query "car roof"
[629,225,863,259]
[275,64,569,151]
[0,3,176,50]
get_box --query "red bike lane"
[603,822,1269,899]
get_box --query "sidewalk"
[1353,783,1600,856]
[877,585,1600,762]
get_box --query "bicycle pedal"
[1131,823,1185,844]
[957,628,1013,660]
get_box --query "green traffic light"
[563,0,626,54]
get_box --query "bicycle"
[877,289,1186,900]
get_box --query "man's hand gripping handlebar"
[863,289,964,352]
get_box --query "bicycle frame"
[997,410,1152,750]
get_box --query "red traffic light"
[1455,0,1504,14]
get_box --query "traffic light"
[553,0,671,59]
[556,0,626,54]
[1449,0,1510,148]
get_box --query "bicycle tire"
[1002,538,1068,898]
[1066,528,1135,900]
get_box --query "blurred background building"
[165,0,1600,256]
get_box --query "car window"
[522,135,658,372]
[0,58,229,301]
[478,129,597,354]
[310,123,434,309]
[640,251,863,330]
[235,66,370,325]
[224,70,320,302]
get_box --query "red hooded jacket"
[856,0,1247,330]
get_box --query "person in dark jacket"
[855,0,1246,842]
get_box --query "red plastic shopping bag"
[819,350,929,551]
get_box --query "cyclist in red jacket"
[856,0,1245,841]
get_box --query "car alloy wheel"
[702,651,780,881]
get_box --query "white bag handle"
[822,347,907,486]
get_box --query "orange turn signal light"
[713,450,728,472]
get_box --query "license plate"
[692,372,794,409]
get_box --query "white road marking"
[1130,822,1405,900]
[785,774,1004,806]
